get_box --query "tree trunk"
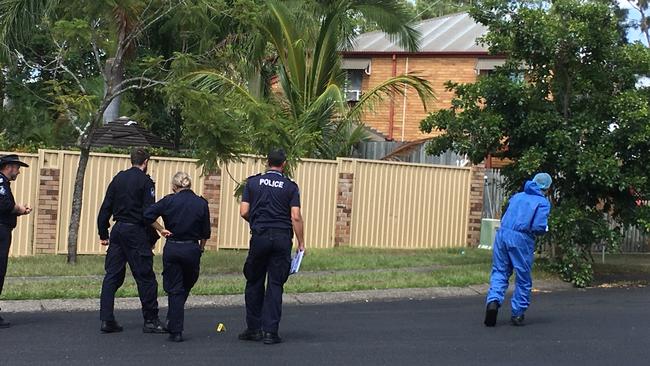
[102,58,123,124]
[67,145,91,264]
[0,65,9,110]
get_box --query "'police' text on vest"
[259,179,284,188]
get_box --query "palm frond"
[0,0,59,60]
[350,0,421,52]
[348,74,435,120]
[262,0,307,97]
[184,71,260,105]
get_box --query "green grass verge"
[2,266,555,301]
[7,247,493,277]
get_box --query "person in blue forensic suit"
[238,149,306,345]
[484,173,552,327]
[0,155,32,328]
[143,172,211,343]
[97,148,166,334]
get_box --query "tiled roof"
[90,119,175,150]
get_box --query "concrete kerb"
[0,280,573,314]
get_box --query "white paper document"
[290,250,304,275]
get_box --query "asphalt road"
[2,287,650,366]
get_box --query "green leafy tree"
[0,0,191,263]
[421,0,650,287]
[174,0,434,173]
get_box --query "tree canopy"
[421,0,650,286]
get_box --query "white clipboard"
[290,250,304,275]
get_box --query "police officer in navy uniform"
[0,155,32,328]
[238,149,306,345]
[97,148,166,334]
[143,172,211,342]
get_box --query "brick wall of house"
[360,56,480,142]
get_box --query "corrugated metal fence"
[5,150,474,256]
[348,159,471,248]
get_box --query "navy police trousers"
[100,222,159,322]
[244,228,292,333]
[162,240,202,334]
[0,225,11,297]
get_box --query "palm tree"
[185,0,434,163]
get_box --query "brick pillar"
[335,172,354,247]
[35,168,60,254]
[467,163,486,247]
[202,170,221,251]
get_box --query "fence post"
[466,163,486,247]
[202,169,222,251]
[34,150,62,254]
[334,159,355,247]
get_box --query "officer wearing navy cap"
[143,171,211,343]
[97,148,166,334]
[0,154,32,328]
[238,149,306,345]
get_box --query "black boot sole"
[143,328,168,334]
[239,335,263,341]
[100,328,123,333]
[263,338,282,345]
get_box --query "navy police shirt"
[0,173,17,229]
[143,189,211,241]
[97,167,156,240]
[242,170,300,231]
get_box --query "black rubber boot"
[511,314,525,326]
[484,301,499,327]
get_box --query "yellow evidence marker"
[216,323,226,332]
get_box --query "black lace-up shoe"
[143,318,168,333]
[100,320,123,333]
[238,328,263,341]
[168,333,183,342]
[0,315,11,329]
[263,332,282,345]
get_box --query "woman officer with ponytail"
[144,172,211,342]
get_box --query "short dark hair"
[267,149,286,167]
[130,148,151,166]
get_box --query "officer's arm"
[143,178,156,208]
[202,202,211,239]
[240,181,251,221]
[291,207,305,253]
[240,202,250,221]
[97,181,115,240]
[143,198,165,225]
[0,188,16,214]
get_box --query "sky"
[618,0,649,46]
[406,0,648,46]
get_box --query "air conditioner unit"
[345,90,361,102]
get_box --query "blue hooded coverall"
[486,180,551,317]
